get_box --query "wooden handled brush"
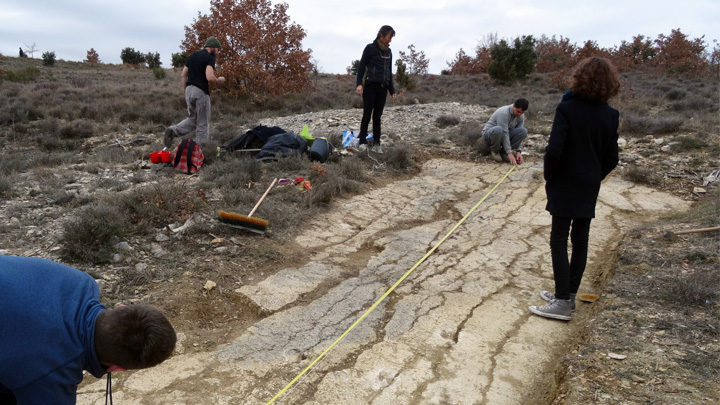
[218,178,277,234]
[664,226,719,239]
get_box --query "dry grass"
[1,57,718,262]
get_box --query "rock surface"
[77,157,686,404]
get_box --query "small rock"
[151,245,167,258]
[631,375,646,383]
[156,233,170,242]
[175,332,187,354]
[608,352,627,360]
[204,280,217,292]
[654,138,664,145]
[116,242,133,252]
[617,138,627,147]
[693,187,707,194]
[661,145,672,153]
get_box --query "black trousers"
[359,82,388,145]
[550,216,592,300]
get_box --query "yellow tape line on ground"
[266,165,517,404]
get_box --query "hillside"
[1,57,718,404]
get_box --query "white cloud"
[1,0,718,74]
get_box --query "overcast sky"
[2,0,719,75]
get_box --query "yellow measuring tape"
[266,165,517,404]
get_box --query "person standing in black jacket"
[529,57,621,321]
[356,25,397,154]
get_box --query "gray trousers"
[482,126,528,154]
[171,85,211,144]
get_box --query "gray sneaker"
[490,151,503,162]
[529,299,572,321]
[163,128,175,148]
[540,290,576,311]
[358,144,368,152]
[371,145,384,154]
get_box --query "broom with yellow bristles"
[218,178,277,234]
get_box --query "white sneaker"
[529,299,572,321]
[371,145,384,154]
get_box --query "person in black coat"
[355,25,397,154]
[529,57,621,321]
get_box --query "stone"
[116,241,133,251]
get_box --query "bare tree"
[24,43,39,58]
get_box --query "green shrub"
[120,47,145,65]
[673,135,708,151]
[395,59,415,91]
[385,142,414,170]
[6,66,41,83]
[42,51,56,66]
[459,120,484,147]
[436,115,460,128]
[60,119,96,139]
[153,67,166,80]
[146,52,162,69]
[114,183,207,234]
[488,36,537,83]
[171,52,188,68]
[60,203,129,264]
[623,166,661,186]
[0,176,12,198]
[621,113,683,135]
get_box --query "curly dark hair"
[95,304,176,369]
[570,57,621,103]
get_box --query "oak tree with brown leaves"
[181,0,312,98]
[85,48,100,65]
[652,28,707,76]
[534,35,575,73]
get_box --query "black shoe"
[163,128,175,148]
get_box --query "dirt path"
[77,159,687,404]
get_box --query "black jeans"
[550,216,592,300]
[359,82,388,145]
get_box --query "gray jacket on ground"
[482,104,525,153]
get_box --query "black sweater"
[356,40,395,94]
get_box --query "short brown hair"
[570,57,621,103]
[376,25,396,40]
[95,305,176,369]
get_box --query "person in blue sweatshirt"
[0,255,176,404]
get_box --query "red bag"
[169,139,204,174]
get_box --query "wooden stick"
[672,226,719,235]
[248,178,277,217]
[664,226,719,239]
